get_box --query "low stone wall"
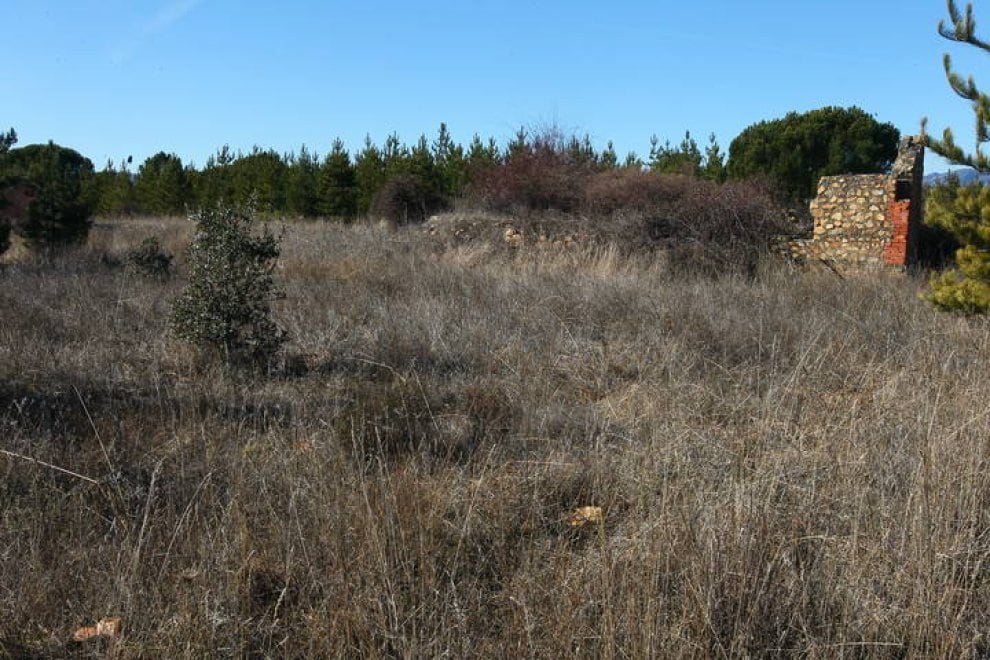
[785,136,924,273]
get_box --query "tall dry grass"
[2,216,990,657]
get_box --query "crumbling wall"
[786,136,925,272]
[883,136,925,267]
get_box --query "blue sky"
[1,1,982,172]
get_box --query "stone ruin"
[785,135,925,272]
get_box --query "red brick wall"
[883,199,911,266]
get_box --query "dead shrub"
[369,174,444,225]
[460,131,787,275]
[582,168,694,215]
[467,136,594,214]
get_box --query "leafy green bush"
[124,236,174,280]
[170,203,286,365]
[0,142,97,249]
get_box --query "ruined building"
[786,136,925,272]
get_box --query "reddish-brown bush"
[466,137,595,214]
[460,128,788,276]
[465,158,787,276]
[582,168,695,215]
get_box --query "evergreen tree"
[623,151,644,169]
[406,134,442,201]
[95,157,136,216]
[925,1,990,170]
[727,106,899,203]
[354,136,386,215]
[136,152,191,215]
[433,123,469,199]
[229,147,287,213]
[382,132,410,178]
[600,141,619,170]
[0,127,16,155]
[649,131,703,176]
[195,145,236,207]
[701,133,726,183]
[0,127,17,254]
[285,145,320,217]
[1,141,97,248]
[567,134,599,168]
[507,127,529,161]
[466,134,500,171]
[924,1,990,312]
[320,138,358,219]
[926,177,990,311]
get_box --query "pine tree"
[433,123,469,199]
[136,152,191,215]
[0,127,16,155]
[1,141,97,248]
[229,147,286,213]
[354,136,386,215]
[195,145,236,207]
[567,134,598,168]
[382,133,409,178]
[600,141,619,170]
[95,157,136,216]
[507,127,529,161]
[727,107,899,202]
[925,1,990,169]
[701,133,726,183]
[467,134,500,171]
[285,145,320,217]
[320,138,358,219]
[407,135,437,185]
[623,151,644,169]
[924,1,990,312]
[649,131,702,176]
[0,126,17,254]
[926,179,990,311]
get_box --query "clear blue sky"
[1,1,982,172]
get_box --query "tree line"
[0,107,903,256]
[85,108,899,219]
[91,125,730,219]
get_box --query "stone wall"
[785,136,925,272]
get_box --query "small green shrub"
[170,203,286,366]
[124,236,173,280]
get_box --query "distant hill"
[924,168,990,186]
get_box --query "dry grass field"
[2,215,990,657]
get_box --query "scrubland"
[2,215,990,657]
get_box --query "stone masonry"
[786,136,925,272]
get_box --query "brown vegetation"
[463,139,790,277]
[2,216,989,656]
